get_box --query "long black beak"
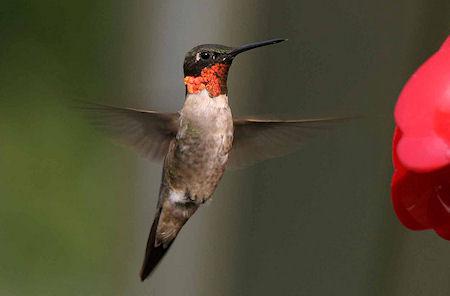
[226,38,286,60]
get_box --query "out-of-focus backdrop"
[1,1,450,295]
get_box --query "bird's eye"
[200,52,210,60]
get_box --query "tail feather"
[140,195,199,281]
[139,208,174,281]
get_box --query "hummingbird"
[80,38,345,281]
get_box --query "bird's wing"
[77,101,179,161]
[228,117,350,169]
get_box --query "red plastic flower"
[392,37,450,240]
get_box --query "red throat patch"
[184,63,230,97]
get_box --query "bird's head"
[183,38,286,97]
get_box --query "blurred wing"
[229,117,349,169]
[77,101,179,161]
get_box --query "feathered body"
[140,90,233,278]
[160,91,232,242]
[167,91,233,204]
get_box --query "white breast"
[182,90,231,125]
[179,89,234,158]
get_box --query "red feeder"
[392,37,450,240]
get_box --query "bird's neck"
[183,89,229,109]
[184,63,230,98]
[182,89,230,122]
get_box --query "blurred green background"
[1,0,450,295]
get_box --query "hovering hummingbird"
[81,38,346,281]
